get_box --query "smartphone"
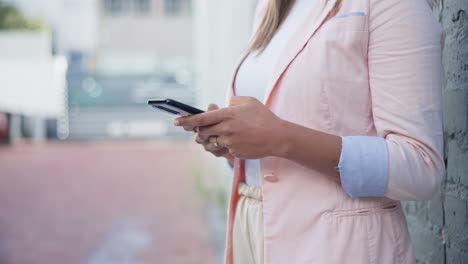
[147,99,204,116]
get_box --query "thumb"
[229,96,251,106]
[207,104,219,111]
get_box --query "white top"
[235,0,316,186]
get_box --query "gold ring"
[211,136,221,148]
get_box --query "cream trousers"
[233,183,264,264]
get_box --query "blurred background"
[0,0,467,264]
[0,0,257,263]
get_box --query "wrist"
[271,119,294,158]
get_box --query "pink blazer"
[224,0,444,263]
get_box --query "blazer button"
[263,173,279,183]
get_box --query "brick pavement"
[0,140,216,264]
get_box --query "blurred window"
[103,0,122,15]
[103,0,151,16]
[134,0,151,14]
[164,0,191,16]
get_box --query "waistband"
[238,183,263,201]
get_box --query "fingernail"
[173,119,180,126]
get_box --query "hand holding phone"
[148,99,204,116]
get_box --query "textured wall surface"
[403,0,468,263]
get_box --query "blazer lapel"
[262,0,338,106]
[228,0,338,106]
[228,50,250,100]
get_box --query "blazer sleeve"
[368,0,445,201]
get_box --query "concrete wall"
[403,1,468,263]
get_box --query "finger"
[204,142,224,152]
[194,132,208,144]
[216,136,231,148]
[203,137,224,152]
[207,104,219,111]
[174,108,226,127]
[229,96,256,106]
[183,126,195,132]
[208,136,218,145]
[198,122,229,136]
[197,132,210,142]
[211,148,229,157]
[203,143,225,153]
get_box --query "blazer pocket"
[326,203,398,218]
[327,12,366,22]
[323,203,403,264]
[320,11,367,32]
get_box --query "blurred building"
[1,0,254,142]
[95,0,192,75]
[0,1,68,142]
[66,0,194,140]
[1,0,193,75]
[1,0,98,56]
[1,0,195,140]
[0,31,67,141]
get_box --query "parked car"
[0,112,9,142]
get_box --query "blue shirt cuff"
[338,136,389,198]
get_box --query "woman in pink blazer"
[175,0,444,263]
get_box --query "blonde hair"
[249,0,343,53]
